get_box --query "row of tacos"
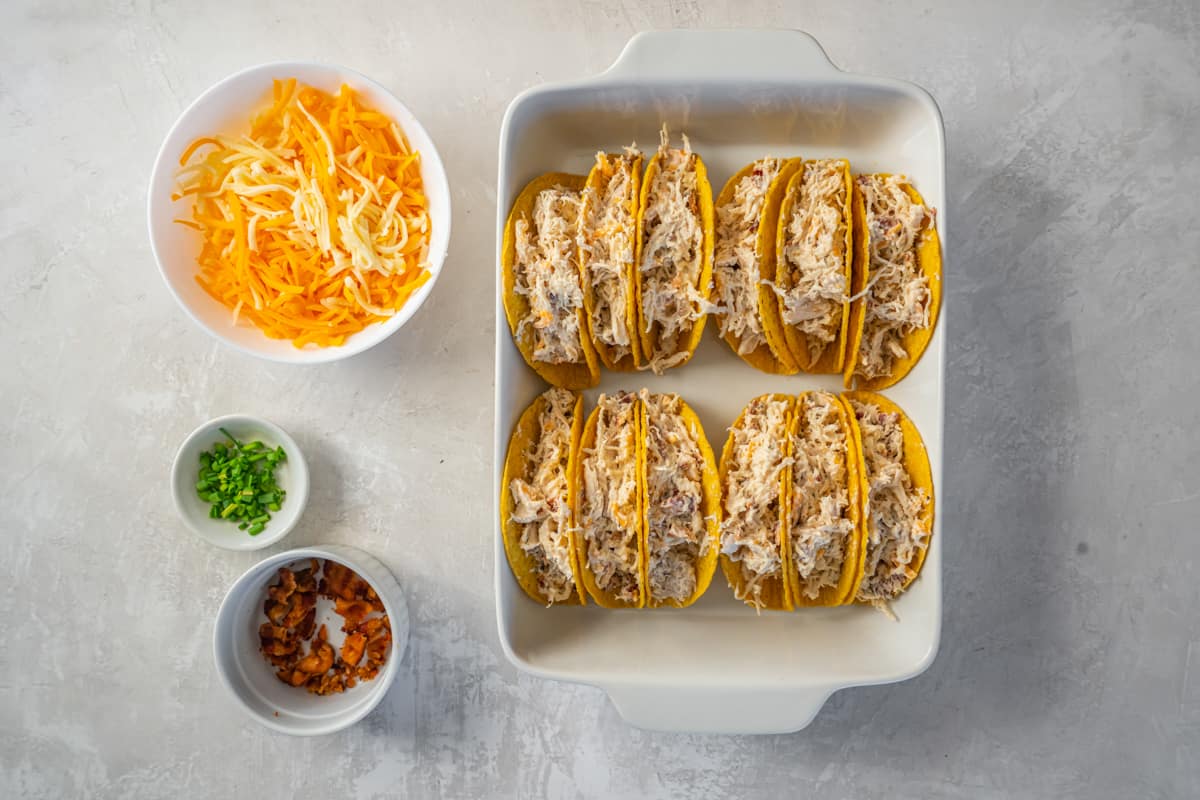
[712,159,942,390]
[501,387,933,613]
[502,128,714,385]
[501,387,720,608]
[502,137,941,390]
[720,390,934,614]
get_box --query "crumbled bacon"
[259,560,392,696]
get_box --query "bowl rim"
[212,545,404,736]
[170,413,310,551]
[147,60,452,364]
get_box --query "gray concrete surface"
[2,0,1197,797]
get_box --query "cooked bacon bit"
[335,598,374,628]
[341,632,367,666]
[321,561,367,601]
[296,630,335,674]
[268,568,297,603]
[260,561,391,696]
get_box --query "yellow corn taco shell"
[841,180,870,388]
[502,172,600,389]
[718,393,795,611]
[843,391,935,601]
[638,392,721,609]
[843,176,942,390]
[712,158,803,374]
[835,393,869,605]
[500,389,587,606]
[634,146,715,373]
[774,159,854,374]
[581,152,644,371]
[783,391,867,608]
[574,393,644,608]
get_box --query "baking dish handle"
[604,685,834,734]
[602,29,841,81]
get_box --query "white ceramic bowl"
[213,545,410,735]
[147,61,451,363]
[171,414,309,551]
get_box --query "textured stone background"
[2,1,1198,797]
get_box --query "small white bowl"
[213,545,410,735]
[147,61,451,363]
[171,415,309,551]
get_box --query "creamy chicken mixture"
[508,388,579,602]
[713,158,784,355]
[776,160,848,364]
[853,175,934,380]
[580,149,640,362]
[789,392,854,601]
[579,392,641,603]
[641,390,708,603]
[849,399,930,603]
[638,128,710,373]
[513,186,586,364]
[719,395,792,609]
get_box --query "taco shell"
[782,391,867,608]
[501,172,600,389]
[639,393,721,609]
[581,153,644,371]
[844,390,935,600]
[843,176,942,390]
[574,394,645,608]
[500,390,587,605]
[841,180,871,388]
[718,393,795,611]
[774,159,854,374]
[634,148,715,372]
[711,158,803,374]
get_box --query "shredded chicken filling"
[777,160,848,363]
[641,390,708,603]
[714,158,783,355]
[508,389,578,602]
[853,175,933,380]
[719,396,792,609]
[580,392,641,603]
[639,128,710,373]
[580,150,640,360]
[850,400,930,602]
[789,392,854,600]
[514,187,586,364]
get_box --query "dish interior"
[496,78,944,690]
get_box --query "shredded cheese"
[174,79,431,348]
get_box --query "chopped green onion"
[195,430,288,536]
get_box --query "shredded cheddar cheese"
[174,79,431,348]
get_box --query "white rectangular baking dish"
[494,29,945,734]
